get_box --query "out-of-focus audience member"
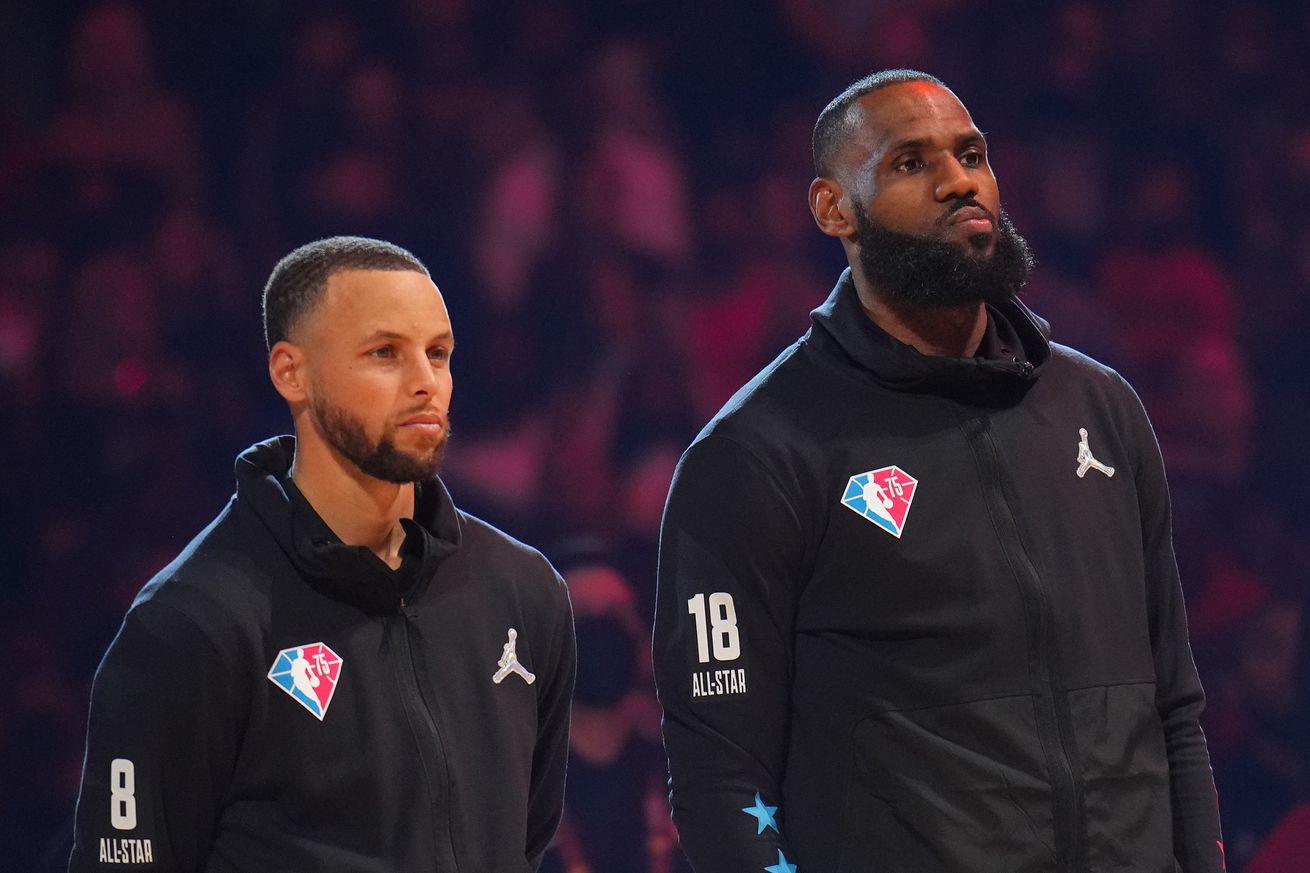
[542,548,688,873]
[1208,598,1309,871]
[1245,803,1310,873]
[46,2,202,207]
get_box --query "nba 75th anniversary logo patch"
[267,642,343,720]
[840,465,918,538]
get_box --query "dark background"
[2,1,1307,870]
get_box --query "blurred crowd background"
[2,1,1308,870]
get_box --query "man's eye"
[428,347,449,362]
[961,151,983,167]
[896,158,923,172]
[371,347,395,358]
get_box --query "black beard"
[309,394,448,484]
[852,200,1035,311]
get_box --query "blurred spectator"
[46,2,203,208]
[1245,803,1310,873]
[297,60,421,244]
[615,442,683,610]
[0,235,61,407]
[1093,155,1249,540]
[1096,159,1237,372]
[782,0,943,75]
[237,9,367,264]
[537,252,698,540]
[469,93,564,313]
[679,173,825,421]
[1209,598,1310,871]
[0,619,86,873]
[56,248,177,409]
[541,549,686,873]
[574,39,693,267]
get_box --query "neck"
[290,433,414,570]
[854,276,988,358]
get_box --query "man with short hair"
[654,71,1224,872]
[70,236,575,872]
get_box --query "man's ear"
[809,177,855,239]
[269,340,308,404]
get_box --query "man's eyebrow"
[880,130,988,157]
[360,329,454,343]
[881,136,929,155]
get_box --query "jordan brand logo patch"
[492,628,536,685]
[1076,428,1115,478]
[841,465,918,538]
[268,642,343,720]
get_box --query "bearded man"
[653,70,1224,873]
[70,236,575,872]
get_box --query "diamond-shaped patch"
[267,642,343,720]
[841,465,918,538]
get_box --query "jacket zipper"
[968,416,1087,872]
[394,600,460,871]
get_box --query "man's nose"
[408,355,442,395]
[934,157,978,202]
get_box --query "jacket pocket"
[1066,682,1175,873]
[840,693,1056,873]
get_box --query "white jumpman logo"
[492,628,536,685]
[1076,428,1115,478]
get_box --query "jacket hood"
[234,435,462,613]
[809,268,1051,403]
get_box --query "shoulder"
[1048,340,1121,383]
[1046,341,1145,409]
[1045,340,1161,475]
[699,339,817,454]
[126,500,275,649]
[454,510,568,601]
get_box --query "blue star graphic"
[741,792,779,834]
[764,849,798,873]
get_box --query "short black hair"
[812,69,947,178]
[262,236,429,350]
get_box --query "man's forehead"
[849,82,978,156]
[311,268,449,334]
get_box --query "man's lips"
[399,412,446,429]
[945,205,995,232]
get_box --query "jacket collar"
[235,436,462,614]
[808,268,1051,402]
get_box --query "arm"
[654,435,804,872]
[1121,379,1225,872]
[69,599,240,873]
[525,574,576,870]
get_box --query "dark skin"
[809,81,1002,358]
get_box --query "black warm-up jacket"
[654,270,1224,872]
[70,436,575,872]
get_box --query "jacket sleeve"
[654,434,805,872]
[1121,379,1225,872]
[525,573,576,870]
[69,598,241,873]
